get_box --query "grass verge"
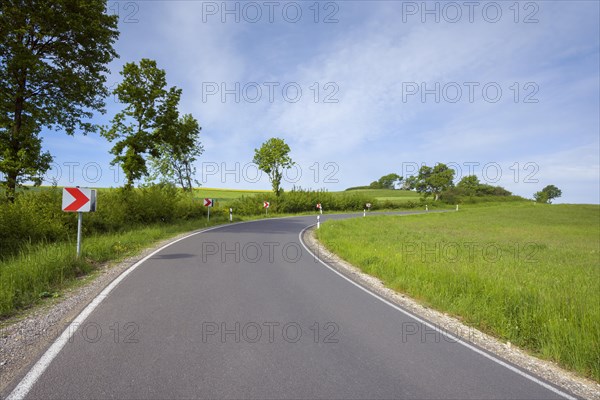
[315,202,600,381]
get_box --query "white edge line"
[9,214,576,400]
[6,221,250,400]
[298,225,577,400]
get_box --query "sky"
[37,0,599,203]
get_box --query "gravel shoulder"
[303,228,600,400]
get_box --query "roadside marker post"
[363,209,366,217]
[456,204,459,211]
[229,208,233,222]
[426,204,428,212]
[317,215,320,229]
[204,198,214,221]
[62,187,97,258]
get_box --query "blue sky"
[39,1,599,203]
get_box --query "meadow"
[315,203,600,381]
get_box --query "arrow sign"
[263,201,270,208]
[204,198,213,207]
[62,188,94,212]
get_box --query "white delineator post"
[317,215,321,229]
[230,208,233,222]
[456,204,459,211]
[76,212,83,258]
[426,204,428,211]
[363,209,366,217]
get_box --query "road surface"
[6,213,577,399]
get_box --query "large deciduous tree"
[0,0,119,200]
[102,59,182,188]
[253,137,294,196]
[415,163,455,201]
[147,114,203,191]
[534,184,562,204]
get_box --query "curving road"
[6,213,577,399]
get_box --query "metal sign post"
[62,187,96,258]
[76,212,83,258]
[204,198,214,222]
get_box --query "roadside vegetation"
[315,202,600,381]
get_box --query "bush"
[0,184,207,259]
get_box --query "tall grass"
[316,203,600,381]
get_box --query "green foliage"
[0,0,119,200]
[317,204,600,381]
[252,137,294,196]
[442,175,514,204]
[228,188,432,215]
[377,173,403,189]
[0,185,205,260]
[102,59,182,188]
[413,163,455,200]
[535,184,562,204]
[147,114,203,191]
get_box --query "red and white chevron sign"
[204,198,214,207]
[62,188,96,212]
[263,201,270,208]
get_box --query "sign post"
[264,201,270,216]
[204,198,214,221]
[62,187,96,258]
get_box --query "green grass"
[316,202,600,381]
[337,189,421,203]
[192,187,270,203]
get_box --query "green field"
[192,187,270,203]
[339,189,421,203]
[316,203,600,381]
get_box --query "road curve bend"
[6,213,577,399]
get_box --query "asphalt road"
[7,212,577,399]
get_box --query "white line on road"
[298,225,577,400]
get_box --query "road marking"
[9,211,559,399]
[6,222,249,400]
[298,225,577,400]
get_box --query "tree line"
[349,164,562,204]
[0,0,205,202]
[0,1,563,204]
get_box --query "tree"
[415,163,455,201]
[457,175,480,196]
[403,175,418,190]
[102,59,181,188]
[253,138,294,196]
[378,173,402,190]
[0,0,119,200]
[147,114,203,191]
[534,185,562,204]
